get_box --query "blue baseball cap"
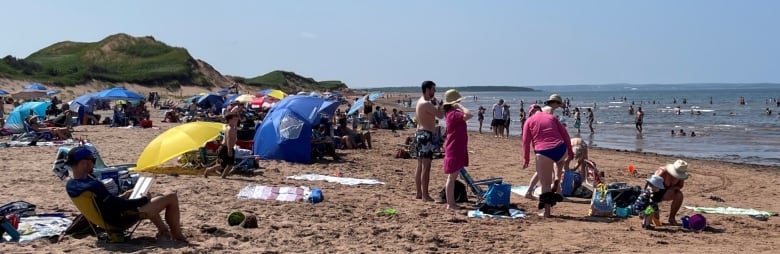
[66,147,95,166]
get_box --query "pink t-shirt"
[522,113,572,164]
[443,110,469,174]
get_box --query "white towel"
[287,174,384,185]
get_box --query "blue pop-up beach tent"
[253,96,340,163]
[4,101,52,132]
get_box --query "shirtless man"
[635,106,644,133]
[653,159,688,225]
[204,113,239,178]
[414,81,444,202]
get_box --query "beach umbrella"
[368,92,384,101]
[12,90,48,100]
[4,101,51,131]
[197,93,225,109]
[134,122,225,171]
[266,90,287,100]
[46,90,60,96]
[24,83,47,90]
[234,94,256,103]
[347,97,366,116]
[69,92,98,112]
[93,87,144,100]
[309,91,321,97]
[0,89,9,95]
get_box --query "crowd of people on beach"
[410,80,690,229]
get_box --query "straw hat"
[442,89,464,106]
[545,94,563,105]
[646,175,666,190]
[665,159,690,180]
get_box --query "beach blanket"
[685,206,776,216]
[1,140,80,148]
[468,209,526,219]
[286,174,385,185]
[2,216,72,243]
[237,185,310,202]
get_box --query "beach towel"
[1,140,80,148]
[684,206,776,216]
[286,174,385,185]
[237,185,310,202]
[510,185,539,198]
[468,209,526,219]
[2,216,72,243]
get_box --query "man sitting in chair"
[65,147,186,242]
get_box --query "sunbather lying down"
[26,115,70,140]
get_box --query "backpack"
[484,183,511,208]
[0,201,36,217]
[439,180,469,203]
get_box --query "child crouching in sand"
[633,175,666,230]
[441,89,472,210]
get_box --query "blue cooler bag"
[484,183,511,207]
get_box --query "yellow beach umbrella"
[267,90,287,100]
[235,94,256,103]
[133,122,225,171]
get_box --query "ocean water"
[421,84,780,166]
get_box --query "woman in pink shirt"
[441,89,472,210]
[522,94,573,218]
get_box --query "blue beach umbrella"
[0,89,9,95]
[46,90,60,96]
[69,93,98,112]
[368,92,384,101]
[24,83,47,90]
[93,87,144,100]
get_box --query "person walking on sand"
[491,99,506,138]
[204,113,239,178]
[522,94,573,218]
[441,89,472,210]
[414,81,444,202]
[635,107,644,133]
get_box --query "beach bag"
[589,183,614,217]
[484,183,511,208]
[0,201,36,217]
[438,180,469,203]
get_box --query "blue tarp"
[253,96,340,163]
[4,101,52,132]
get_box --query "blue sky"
[2,0,778,88]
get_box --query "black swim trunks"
[218,144,236,168]
[415,130,436,159]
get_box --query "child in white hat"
[633,175,666,230]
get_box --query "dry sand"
[1,91,779,253]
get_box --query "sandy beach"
[1,90,779,253]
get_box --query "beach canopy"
[24,83,47,90]
[197,93,225,112]
[347,92,383,116]
[134,122,225,171]
[253,96,339,163]
[93,87,144,100]
[4,101,51,132]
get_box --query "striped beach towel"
[237,185,310,202]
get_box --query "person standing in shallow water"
[414,81,444,202]
[586,108,595,133]
[635,107,644,133]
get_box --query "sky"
[2,0,779,88]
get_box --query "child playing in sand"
[441,89,472,210]
[633,175,666,230]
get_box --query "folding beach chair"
[70,191,147,243]
[458,168,504,205]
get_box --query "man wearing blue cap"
[65,147,186,241]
